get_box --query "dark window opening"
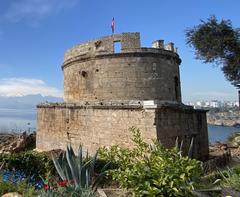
[174,76,179,100]
[114,41,121,53]
[81,71,88,78]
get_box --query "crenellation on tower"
[152,40,164,49]
[64,32,141,62]
[164,42,175,52]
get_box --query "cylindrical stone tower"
[62,32,182,103]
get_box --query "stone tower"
[37,32,209,160]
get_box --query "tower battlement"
[63,32,178,64]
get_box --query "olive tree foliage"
[185,15,240,87]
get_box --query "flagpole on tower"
[111,17,115,34]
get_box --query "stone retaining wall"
[37,102,208,160]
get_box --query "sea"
[0,109,36,133]
[0,109,238,143]
[208,124,239,144]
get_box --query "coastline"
[207,110,240,127]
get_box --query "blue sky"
[0,0,239,102]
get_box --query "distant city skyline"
[0,0,239,102]
[186,100,239,108]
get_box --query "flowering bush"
[1,169,44,189]
[0,151,56,181]
[40,178,97,196]
[0,172,37,196]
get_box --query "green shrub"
[39,186,96,197]
[0,177,36,196]
[99,127,202,197]
[0,151,56,180]
[218,165,240,191]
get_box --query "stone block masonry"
[62,32,181,103]
[37,32,209,160]
[37,101,208,160]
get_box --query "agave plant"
[175,136,195,158]
[51,144,109,196]
[218,167,240,191]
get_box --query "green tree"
[185,15,240,104]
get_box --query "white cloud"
[4,0,79,25]
[0,78,63,97]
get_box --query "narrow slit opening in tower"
[174,76,179,100]
[114,41,121,53]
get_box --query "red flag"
[111,17,115,34]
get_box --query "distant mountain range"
[0,94,63,132]
[0,94,63,109]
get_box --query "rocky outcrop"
[226,132,240,148]
[207,110,240,127]
[0,132,36,154]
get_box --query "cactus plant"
[51,144,108,196]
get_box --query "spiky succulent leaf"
[52,153,67,180]
[80,159,92,188]
[179,140,184,156]
[89,152,97,185]
[175,136,179,151]
[78,145,83,185]
[66,144,79,186]
[92,162,110,190]
[51,144,107,194]
[188,137,194,158]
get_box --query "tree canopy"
[185,15,240,88]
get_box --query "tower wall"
[63,54,181,102]
[37,102,208,160]
[62,32,181,103]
